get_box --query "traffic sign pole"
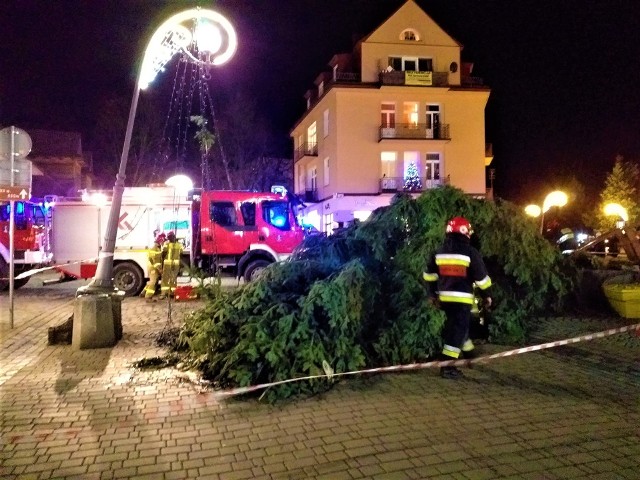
[0,126,32,329]
[9,127,16,328]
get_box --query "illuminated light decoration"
[84,7,236,296]
[139,8,237,90]
[195,21,222,54]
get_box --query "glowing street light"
[165,174,194,195]
[81,8,236,297]
[524,204,542,218]
[524,190,568,234]
[603,202,628,228]
[74,9,236,348]
[542,190,568,214]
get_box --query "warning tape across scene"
[8,257,108,281]
[10,260,100,280]
[6,263,639,401]
[212,322,640,399]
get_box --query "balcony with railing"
[379,70,450,87]
[303,189,319,203]
[379,176,445,193]
[379,123,450,141]
[379,70,485,88]
[294,142,318,162]
[333,71,361,83]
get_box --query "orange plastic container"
[174,285,198,301]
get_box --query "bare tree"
[91,94,167,187]
[210,92,292,191]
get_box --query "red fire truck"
[46,186,305,296]
[0,199,52,290]
[192,189,305,281]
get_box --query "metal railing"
[379,71,450,87]
[380,176,443,193]
[294,142,318,162]
[333,72,360,83]
[303,189,319,202]
[379,123,450,141]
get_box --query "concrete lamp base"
[72,291,125,350]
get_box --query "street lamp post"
[73,8,237,349]
[524,190,568,235]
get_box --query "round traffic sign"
[0,127,32,161]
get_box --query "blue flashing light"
[272,215,286,228]
[270,185,287,197]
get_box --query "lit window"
[400,29,420,41]
[381,103,395,128]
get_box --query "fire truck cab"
[192,189,305,282]
[0,199,52,290]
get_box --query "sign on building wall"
[405,71,433,86]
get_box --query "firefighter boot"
[461,340,477,368]
[439,354,463,379]
[462,348,478,369]
[440,366,464,379]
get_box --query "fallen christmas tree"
[171,186,574,401]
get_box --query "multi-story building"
[28,129,94,197]
[290,0,493,234]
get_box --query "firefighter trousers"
[440,302,474,359]
[144,267,161,299]
[160,260,181,296]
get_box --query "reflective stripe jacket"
[147,245,163,270]
[423,233,492,304]
[163,241,183,263]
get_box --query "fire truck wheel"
[113,262,145,297]
[0,260,30,290]
[243,259,271,283]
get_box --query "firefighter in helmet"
[423,216,492,379]
[159,231,183,299]
[143,232,166,302]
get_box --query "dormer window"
[400,28,420,41]
[318,81,324,97]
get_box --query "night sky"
[1,0,639,204]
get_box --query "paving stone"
[2,289,639,480]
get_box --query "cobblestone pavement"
[1,277,639,480]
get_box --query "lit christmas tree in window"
[404,161,422,191]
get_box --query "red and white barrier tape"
[213,322,640,399]
[9,258,102,281]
